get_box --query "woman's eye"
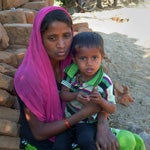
[48,36,56,41]
[64,33,72,39]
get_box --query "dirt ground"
[71,0,150,147]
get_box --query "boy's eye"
[79,56,86,60]
[92,56,98,60]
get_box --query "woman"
[14,6,119,150]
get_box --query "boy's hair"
[71,32,105,57]
[40,10,72,33]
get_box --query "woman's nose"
[57,39,65,48]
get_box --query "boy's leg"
[54,130,73,150]
[75,123,97,150]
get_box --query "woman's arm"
[96,112,119,150]
[24,101,100,141]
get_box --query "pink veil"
[14,6,72,124]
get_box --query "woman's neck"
[51,59,59,68]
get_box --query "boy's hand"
[90,86,102,103]
[76,92,90,105]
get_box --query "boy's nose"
[87,59,92,65]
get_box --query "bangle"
[100,110,108,119]
[64,118,71,129]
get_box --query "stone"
[4,23,32,47]
[0,72,13,91]
[0,51,18,67]
[114,82,134,106]
[0,63,16,77]
[0,23,9,50]
[0,89,16,107]
[2,0,28,10]
[73,22,89,32]
[0,9,27,24]
[0,119,19,137]
[48,0,54,6]
[0,136,20,150]
[0,0,2,10]
[0,106,19,122]
[21,1,48,11]
[24,9,36,24]
[13,48,26,66]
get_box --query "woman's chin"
[56,54,68,60]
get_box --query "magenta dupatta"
[14,6,72,125]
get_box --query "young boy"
[54,31,146,150]
[54,32,116,150]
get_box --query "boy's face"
[73,46,102,80]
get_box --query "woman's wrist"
[63,118,71,129]
[100,110,108,119]
[67,108,87,126]
[97,111,108,125]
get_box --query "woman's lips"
[57,51,66,56]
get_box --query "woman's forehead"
[46,21,72,32]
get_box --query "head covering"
[14,6,72,123]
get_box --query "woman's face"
[42,21,73,61]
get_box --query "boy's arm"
[93,96,116,114]
[60,85,90,104]
[90,86,116,114]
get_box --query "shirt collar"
[64,63,104,86]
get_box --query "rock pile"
[0,0,52,149]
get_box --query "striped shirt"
[61,63,116,123]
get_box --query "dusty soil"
[71,0,150,147]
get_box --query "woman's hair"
[71,32,105,57]
[40,9,73,33]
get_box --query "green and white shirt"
[61,63,116,123]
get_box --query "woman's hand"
[81,101,100,116]
[96,113,119,150]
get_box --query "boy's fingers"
[92,86,98,92]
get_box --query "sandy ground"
[72,0,150,144]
